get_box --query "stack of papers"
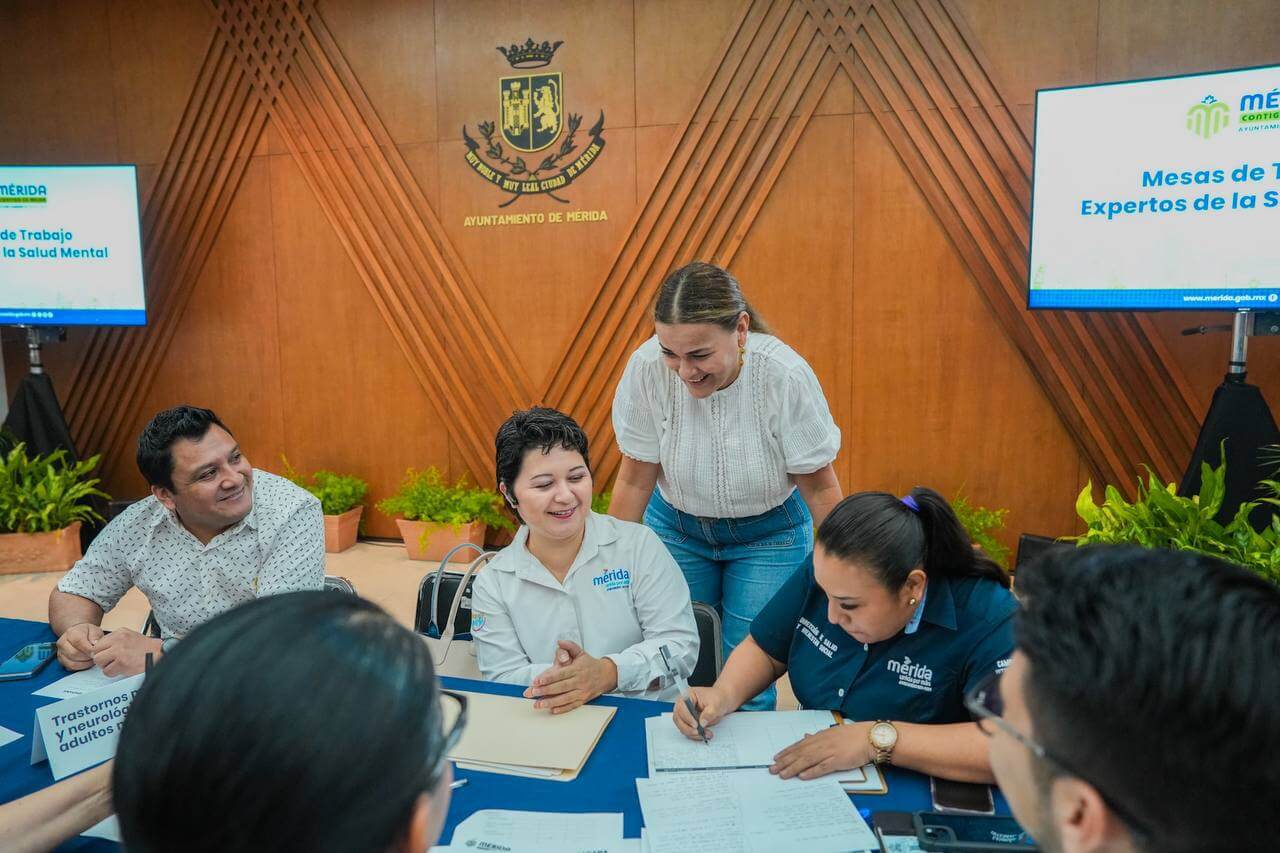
[432,809,635,852]
[636,771,878,853]
[645,710,885,793]
[637,709,883,852]
[444,691,616,782]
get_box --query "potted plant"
[1073,451,1280,584]
[377,467,514,561]
[0,443,108,573]
[283,458,369,553]
[951,491,1011,570]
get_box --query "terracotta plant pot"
[0,521,83,574]
[395,518,487,562]
[324,506,363,553]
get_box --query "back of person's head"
[816,487,1010,590]
[495,406,590,495]
[1015,545,1280,851]
[136,405,230,489]
[653,261,771,333]
[114,591,451,853]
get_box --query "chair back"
[1015,534,1072,573]
[141,611,161,638]
[414,543,493,636]
[689,601,724,687]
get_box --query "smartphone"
[0,642,56,681]
[931,776,995,815]
[914,811,1038,852]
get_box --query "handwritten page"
[636,770,877,853]
[450,810,624,852]
[32,667,128,700]
[645,709,837,772]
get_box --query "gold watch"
[868,720,899,766]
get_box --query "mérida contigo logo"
[462,38,606,207]
[1186,94,1230,139]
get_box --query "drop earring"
[738,345,745,367]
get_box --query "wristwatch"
[868,720,899,766]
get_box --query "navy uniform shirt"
[751,556,1016,723]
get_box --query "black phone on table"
[931,776,995,814]
[0,642,56,681]
[914,811,1038,851]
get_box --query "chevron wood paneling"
[6,1,1278,545]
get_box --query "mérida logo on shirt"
[886,655,934,692]
[592,567,631,591]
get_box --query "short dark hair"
[135,405,231,490]
[816,487,1010,591]
[494,407,591,511]
[114,592,447,853]
[1015,546,1280,851]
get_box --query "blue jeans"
[644,489,813,711]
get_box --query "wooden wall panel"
[318,0,439,146]
[0,0,119,164]
[103,156,286,494]
[850,110,1084,538]
[3,0,1278,553]
[106,0,214,166]
[267,150,451,537]
[731,113,856,493]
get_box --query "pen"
[450,778,469,790]
[659,644,709,745]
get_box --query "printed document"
[636,770,877,852]
[645,709,837,772]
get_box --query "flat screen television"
[1028,63,1280,310]
[0,164,146,325]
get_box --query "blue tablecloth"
[0,617,1008,848]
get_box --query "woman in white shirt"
[471,407,699,713]
[610,261,843,710]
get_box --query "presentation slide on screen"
[1029,64,1280,310]
[0,165,145,325]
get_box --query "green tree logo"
[1187,95,1230,139]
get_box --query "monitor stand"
[1178,310,1280,529]
[2,326,77,459]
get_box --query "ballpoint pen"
[659,644,708,744]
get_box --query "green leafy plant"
[0,443,109,534]
[377,467,514,533]
[591,491,612,514]
[951,492,1010,569]
[281,456,368,516]
[1073,450,1280,584]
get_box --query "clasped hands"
[56,623,162,677]
[673,685,876,779]
[523,639,618,715]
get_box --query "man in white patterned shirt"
[49,405,324,676]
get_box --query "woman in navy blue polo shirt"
[673,487,1015,783]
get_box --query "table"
[0,617,1009,849]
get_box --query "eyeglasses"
[964,669,1151,843]
[429,690,469,789]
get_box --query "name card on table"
[30,673,144,780]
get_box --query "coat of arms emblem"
[463,38,606,207]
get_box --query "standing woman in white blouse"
[610,261,844,710]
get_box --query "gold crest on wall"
[463,38,606,208]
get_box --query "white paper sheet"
[646,710,837,772]
[81,815,121,842]
[636,771,877,853]
[0,724,22,748]
[32,667,128,700]
[451,809,625,853]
